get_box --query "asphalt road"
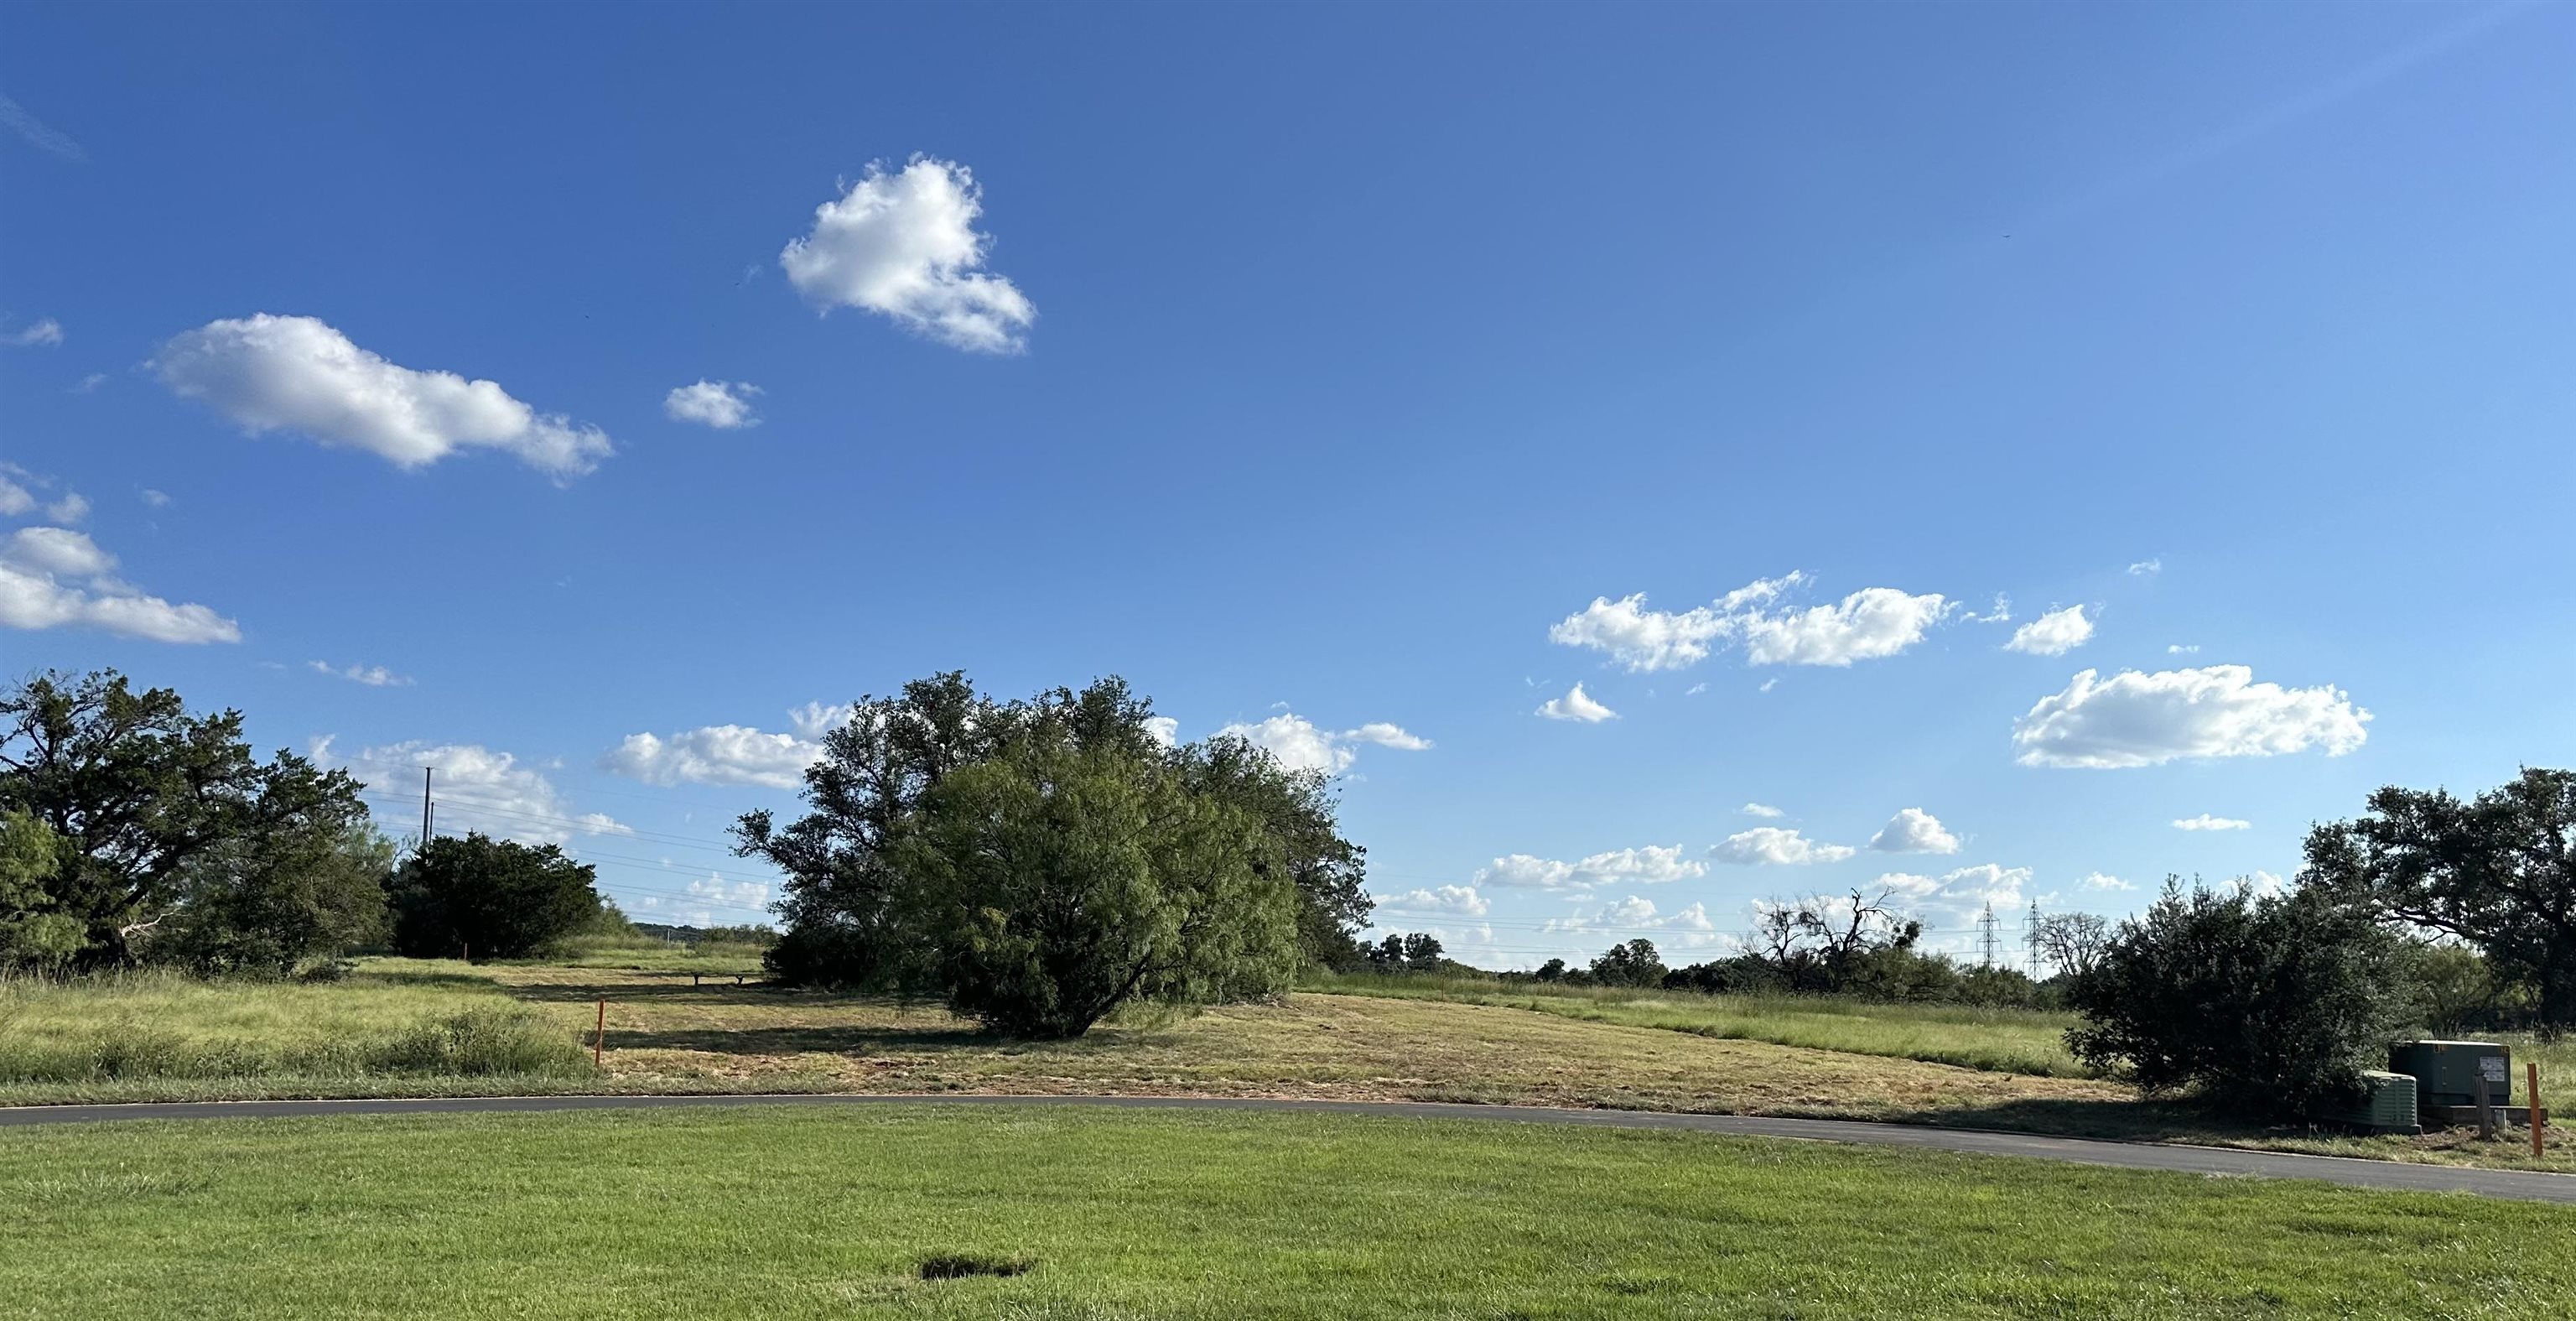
[4,1091,2571,1204]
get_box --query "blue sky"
[4,3,2569,965]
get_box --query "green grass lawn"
[3,1105,2569,1320]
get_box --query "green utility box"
[2387,1040,2511,1107]
[2324,1070,2420,1135]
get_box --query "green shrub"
[2066,879,2407,1119]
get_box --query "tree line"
[3,671,622,975]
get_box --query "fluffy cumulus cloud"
[2078,871,2136,891]
[309,660,412,687]
[663,379,762,429]
[0,514,239,644]
[628,873,775,926]
[1735,583,1952,667]
[1547,594,1730,672]
[1551,573,1950,672]
[605,703,857,790]
[1535,682,1618,723]
[323,736,628,845]
[1213,711,1431,776]
[153,315,613,480]
[1380,885,1489,917]
[780,156,1035,353]
[1867,808,1961,855]
[2012,665,2371,769]
[1474,844,1706,892]
[1877,863,2033,944]
[2005,605,2094,657]
[2173,814,2251,831]
[1711,826,1857,866]
[1546,896,1723,951]
[1142,715,1180,748]
[1742,802,1785,818]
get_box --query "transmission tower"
[2025,902,2040,978]
[1976,902,1998,969]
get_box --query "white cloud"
[2173,814,2251,831]
[4,318,62,347]
[0,95,82,161]
[140,489,171,508]
[2005,605,2093,657]
[1548,594,1728,672]
[605,702,858,789]
[153,314,612,480]
[2012,665,2371,769]
[43,492,87,524]
[1214,711,1431,775]
[1474,844,1706,891]
[2168,643,2199,655]
[309,660,413,688]
[325,737,628,845]
[0,476,29,516]
[686,873,772,916]
[1143,715,1180,749]
[1535,682,1617,723]
[1550,573,1950,671]
[2128,559,2163,575]
[1684,682,1707,696]
[1382,885,1488,917]
[75,372,108,393]
[1742,802,1785,819]
[780,156,1035,353]
[2078,871,2136,892]
[663,379,762,429]
[1867,808,1961,855]
[1345,721,1432,751]
[608,728,815,790]
[1545,896,1722,950]
[0,523,238,644]
[1738,583,1951,666]
[1877,863,2034,942]
[1711,827,1857,866]
[2243,870,2291,898]
[4,527,113,578]
[1964,595,2012,624]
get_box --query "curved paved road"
[4,1092,2570,1204]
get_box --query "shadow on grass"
[1897,1094,2276,1145]
[604,1023,989,1055]
[502,980,807,1006]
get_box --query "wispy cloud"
[0,94,85,161]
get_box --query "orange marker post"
[594,997,607,1069]
[2532,1062,2546,1161]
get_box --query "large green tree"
[895,739,1297,1036]
[387,833,602,960]
[0,670,371,966]
[161,823,396,976]
[739,673,1355,1034]
[2302,767,2576,1027]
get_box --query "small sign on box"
[2481,1055,2510,1084]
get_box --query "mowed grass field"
[5,957,2570,1168]
[3,1105,2572,1321]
